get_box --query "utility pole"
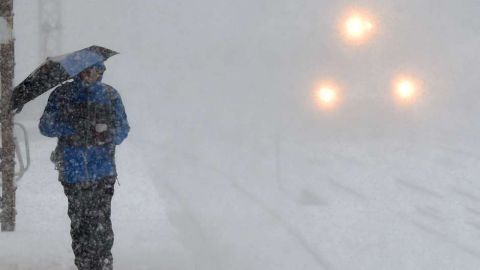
[0,0,16,232]
[39,0,62,59]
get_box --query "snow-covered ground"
[3,122,480,269]
[3,0,480,269]
[140,132,480,270]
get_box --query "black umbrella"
[12,45,118,112]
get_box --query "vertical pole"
[38,0,62,59]
[0,0,16,232]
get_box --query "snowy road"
[141,133,480,270]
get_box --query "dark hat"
[92,62,106,72]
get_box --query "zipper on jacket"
[82,149,90,181]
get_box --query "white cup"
[95,123,108,133]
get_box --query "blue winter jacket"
[39,77,130,184]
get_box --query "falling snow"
[1,1,480,270]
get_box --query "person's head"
[79,62,106,85]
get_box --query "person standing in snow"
[39,62,130,270]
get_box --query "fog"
[4,0,480,269]
[15,1,480,142]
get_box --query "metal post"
[39,0,62,59]
[0,0,16,232]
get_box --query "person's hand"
[95,123,112,145]
[95,123,108,133]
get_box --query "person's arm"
[39,89,76,137]
[109,90,130,145]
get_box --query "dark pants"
[63,176,116,270]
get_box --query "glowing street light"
[341,10,376,44]
[314,83,340,109]
[393,76,420,104]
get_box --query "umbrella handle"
[13,105,23,114]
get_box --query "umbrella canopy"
[12,45,118,112]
